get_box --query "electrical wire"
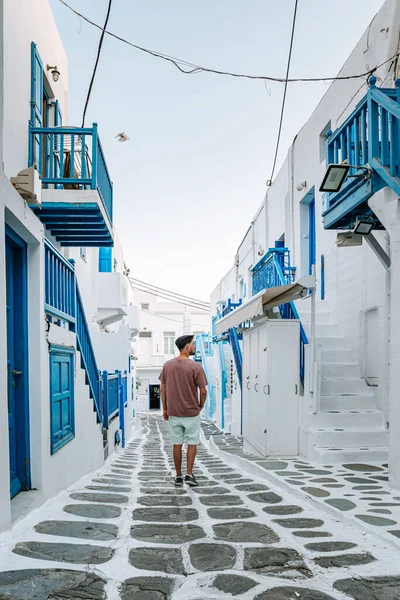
[138,308,208,329]
[267,0,298,186]
[130,285,210,311]
[57,0,400,85]
[127,279,210,311]
[129,277,210,307]
[81,0,112,127]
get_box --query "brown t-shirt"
[159,358,208,417]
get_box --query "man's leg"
[173,444,183,476]
[186,444,197,476]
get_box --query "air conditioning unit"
[11,165,42,206]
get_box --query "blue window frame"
[50,345,75,454]
[30,42,43,169]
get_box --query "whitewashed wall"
[211,0,400,433]
[3,0,68,180]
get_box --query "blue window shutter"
[30,42,43,169]
[50,347,75,454]
[99,247,112,272]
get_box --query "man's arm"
[161,383,168,420]
[199,387,207,412]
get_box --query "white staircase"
[298,304,388,464]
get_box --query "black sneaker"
[185,474,198,487]
[174,476,184,487]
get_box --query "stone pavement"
[203,422,400,550]
[1,415,400,598]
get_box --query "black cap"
[175,335,194,351]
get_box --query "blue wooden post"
[117,370,125,448]
[367,76,379,164]
[102,370,109,428]
[91,123,98,190]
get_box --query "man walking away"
[159,335,207,487]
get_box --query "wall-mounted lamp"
[320,163,372,193]
[46,64,60,82]
[353,218,374,236]
[296,181,307,191]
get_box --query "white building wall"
[211,0,400,446]
[3,0,69,180]
[0,0,139,530]
[133,290,210,414]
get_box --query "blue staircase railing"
[194,333,216,419]
[75,284,102,423]
[218,342,228,430]
[29,123,113,223]
[44,239,76,327]
[228,327,243,390]
[323,77,400,229]
[251,246,308,383]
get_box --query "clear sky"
[49,0,385,300]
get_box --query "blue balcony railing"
[29,122,113,223]
[323,77,400,229]
[251,246,308,383]
[252,247,296,296]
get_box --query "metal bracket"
[364,233,391,270]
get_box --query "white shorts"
[169,415,201,446]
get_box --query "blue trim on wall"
[321,254,325,300]
[49,345,75,454]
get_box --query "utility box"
[242,319,300,457]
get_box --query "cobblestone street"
[1,414,400,599]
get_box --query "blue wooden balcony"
[29,123,113,246]
[322,77,400,230]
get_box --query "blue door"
[308,198,316,274]
[6,230,30,498]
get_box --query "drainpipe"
[384,232,391,424]
[388,221,400,489]
[370,191,400,489]
[310,264,316,412]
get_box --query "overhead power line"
[128,281,210,312]
[267,0,298,186]
[129,277,210,307]
[57,0,400,85]
[81,0,112,127]
[139,308,208,329]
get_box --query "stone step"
[303,324,339,338]
[297,310,332,325]
[312,444,388,464]
[308,427,388,446]
[321,378,370,395]
[321,363,360,379]
[320,393,376,411]
[309,409,384,428]
[315,336,347,350]
[321,348,354,363]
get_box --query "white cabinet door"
[242,331,251,440]
[257,324,269,455]
[268,321,299,455]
